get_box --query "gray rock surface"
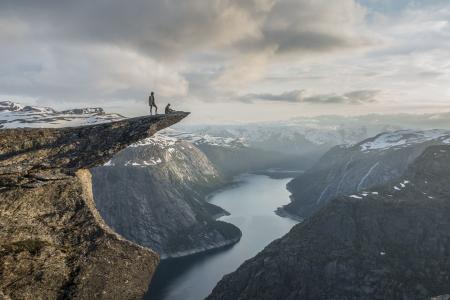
[0,113,188,299]
[208,145,450,300]
[91,134,241,258]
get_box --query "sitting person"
[165,103,175,114]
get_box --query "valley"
[146,175,298,300]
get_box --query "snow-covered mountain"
[358,129,450,152]
[283,129,450,219]
[0,100,124,128]
[160,128,248,149]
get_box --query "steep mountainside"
[91,134,241,258]
[208,145,450,300]
[0,113,188,299]
[283,129,450,219]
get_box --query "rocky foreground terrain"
[0,113,188,299]
[283,129,450,219]
[208,145,450,300]
[91,134,241,258]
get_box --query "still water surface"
[146,174,298,300]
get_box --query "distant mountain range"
[180,111,450,154]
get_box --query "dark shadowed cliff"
[91,134,241,259]
[208,145,450,300]
[0,113,188,299]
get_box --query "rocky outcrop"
[0,113,188,299]
[283,129,450,219]
[91,134,241,259]
[208,145,450,300]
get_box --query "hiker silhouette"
[165,103,175,114]
[149,91,157,115]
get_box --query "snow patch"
[0,101,123,128]
[360,129,450,152]
[104,160,114,167]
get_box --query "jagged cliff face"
[208,145,450,300]
[284,129,450,219]
[91,134,241,258]
[0,113,188,299]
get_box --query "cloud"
[0,0,376,105]
[306,90,380,104]
[0,44,188,105]
[239,89,380,104]
[237,0,373,55]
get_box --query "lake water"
[146,174,298,300]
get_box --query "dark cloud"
[237,0,372,55]
[417,71,444,78]
[0,0,372,59]
[239,89,380,104]
[239,90,305,103]
[0,0,267,59]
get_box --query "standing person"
[149,91,157,115]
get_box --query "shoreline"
[159,171,301,261]
[160,235,241,260]
[275,206,304,222]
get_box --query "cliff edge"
[0,113,189,300]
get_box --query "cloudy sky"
[1,0,450,123]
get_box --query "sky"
[1,0,450,124]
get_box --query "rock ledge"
[0,113,189,299]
